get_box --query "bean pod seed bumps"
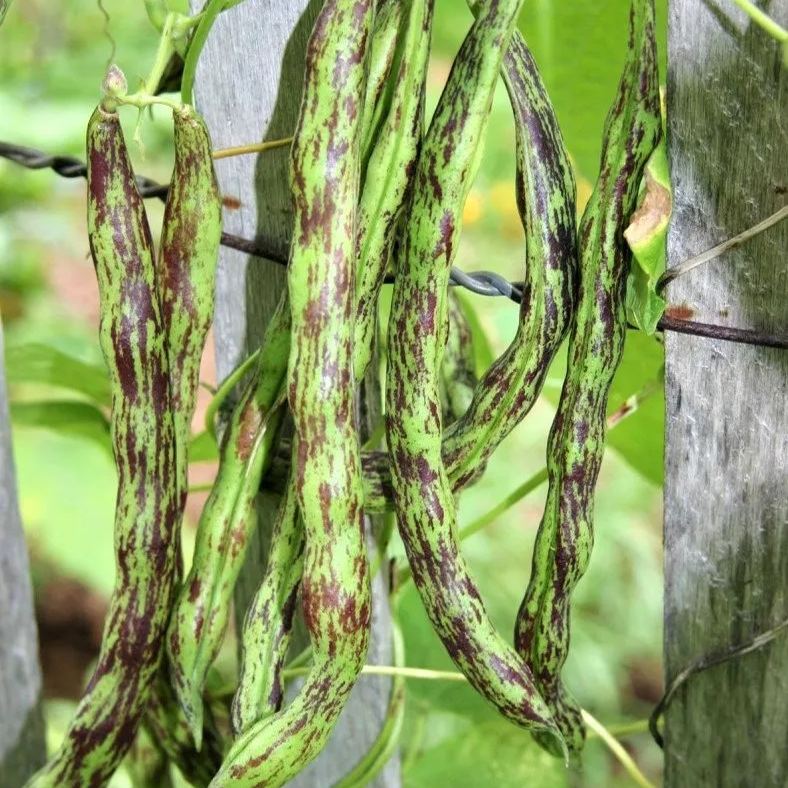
[29,1,664,783]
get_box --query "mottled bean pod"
[210,0,373,783]
[515,0,661,755]
[230,470,303,735]
[385,0,562,751]
[166,297,289,745]
[144,102,225,780]
[230,0,431,737]
[28,100,179,787]
[440,21,577,492]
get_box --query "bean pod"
[210,0,373,783]
[166,297,289,746]
[385,0,562,750]
[230,470,303,735]
[440,22,577,492]
[28,100,179,787]
[515,0,662,754]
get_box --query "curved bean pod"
[210,0,373,783]
[359,0,403,163]
[515,0,662,755]
[147,103,225,773]
[385,0,562,750]
[230,0,430,739]
[230,471,304,735]
[157,104,221,504]
[166,297,289,746]
[28,102,179,787]
[353,0,434,380]
[144,675,223,787]
[440,24,577,491]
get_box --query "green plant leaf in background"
[0,0,10,27]
[5,342,111,406]
[605,332,664,486]
[189,429,219,463]
[624,134,671,334]
[404,719,566,788]
[10,400,111,453]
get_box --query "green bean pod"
[166,297,290,747]
[439,292,479,425]
[231,0,432,731]
[230,471,303,735]
[146,102,225,774]
[126,724,173,788]
[440,26,576,491]
[144,675,223,787]
[157,104,221,503]
[210,0,373,783]
[27,102,179,787]
[353,0,433,380]
[515,0,661,754]
[359,0,403,164]
[385,0,562,751]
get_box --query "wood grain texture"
[189,2,398,784]
[664,1,787,785]
[0,320,45,787]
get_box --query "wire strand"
[1,139,785,351]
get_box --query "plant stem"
[203,347,261,437]
[581,709,656,788]
[212,138,294,159]
[659,204,787,291]
[282,661,655,786]
[730,0,788,42]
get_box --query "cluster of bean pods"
[27,0,660,784]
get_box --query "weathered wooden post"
[189,1,399,784]
[0,320,46,786]
[663,1,787,784]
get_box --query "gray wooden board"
[664,0,787,785]
[0,320,45,787]
[189,1,398,784]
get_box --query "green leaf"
[189,429,219,463]
[605,332,664,486]
[404,718,566,788]
[5,342,111,406]
[10,400,112,453]
[624,136,671,334]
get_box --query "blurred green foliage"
[0,1,666,785]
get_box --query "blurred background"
[0,0,666,785]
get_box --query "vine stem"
[282,664,654,786]
[658,204,787,291]
[203,346,261,437]
[212,137,293,160]
[581,710,656,788]
[730,0,788,42]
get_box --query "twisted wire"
[1,139,785,350]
